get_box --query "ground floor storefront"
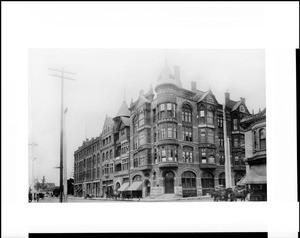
[75,167,246,199]
[107,167,246,199]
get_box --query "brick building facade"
[74,61,251,198]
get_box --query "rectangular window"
[200,129,206,142]
[219,137,224,147]
[161,149,166,162]
[234,138,239,147]
[200,110,205,117]
[234,156,239,165]
[153,109,156,123]
[219,155,225,165]
[233,119,238,130]
[167,127,173,138]
[207,129,214,143]
[134,158,139,168]
[161,128,165,139]
[207,111,213,124]
[218,116,223,128]
[201,149,206,163]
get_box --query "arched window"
[201,172,214,189]
[133,175,142,182]
[182,104,192,123]
[110,150,113,160]
[259,129,266,150]
[106,152,109,161]
[181,171,196,189]
[218,172,225,187]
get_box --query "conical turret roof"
[115,100,130,118]
[156,59,182,91]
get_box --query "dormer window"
[239,105,245,113]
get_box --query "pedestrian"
[36,193,39,202]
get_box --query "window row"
[157,123,177,140]
[133,149,152,168]
[121,142,129,155]
[102,150,113,162]
[157,103,177,120]
[102,136,112,147]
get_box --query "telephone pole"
[223,104,233,188]
[49,67,76,202]
[28,142,38,199]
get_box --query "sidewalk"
[71,195,213,202]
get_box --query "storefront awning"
[238,165,266,185]
[118,183,129,192]
[126,181,143,191]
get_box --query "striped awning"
[126,181,143,191]
[118,183,129,192]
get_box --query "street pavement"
[33,195,235,203]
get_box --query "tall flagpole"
[223,104,233,188]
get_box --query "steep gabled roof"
[226,99,238,109]
[231,100,243,111]
[197,90,210,102]
[197,89,218,104]
[101,115,114,134]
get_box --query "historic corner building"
[239,109,266,201]
[73,61,252,198]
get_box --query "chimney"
[225,91,230,104]
[240,97,245,103]
[174,65,180,81]
[252,109,254,114]
[191,81,197,91]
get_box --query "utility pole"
[63,107,68,202]
[49,67,76,202]
[28,142,38,198]
[223,104,233,188]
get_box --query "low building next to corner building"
[73,136,101,197]
[240,108,266,201]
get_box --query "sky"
[28,49,265,185]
